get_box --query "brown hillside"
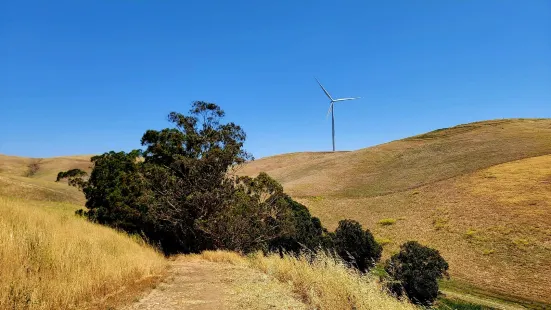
[238,118,551,306]
[0,154,91,203]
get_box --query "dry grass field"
[0,154,92,204]
[0,196,166,310]
[239,118,551,306]
[0,154,166,309]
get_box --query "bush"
[268,196,328,254]
[385,241,449,306]
[333,219,382,272]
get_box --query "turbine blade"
[326,102,333,119]
[333,97,361,102]
[315,77,334,101]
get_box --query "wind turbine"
[315,78,360,152]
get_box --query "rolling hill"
[2,118,551,307]
[239,118,551,306]
[0,154,91,204]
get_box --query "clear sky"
[1,1,550,159]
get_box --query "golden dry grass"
[0,154,92,181]
[0,196,166,310]
[238,119,551,305]
[0,154,91,204]
[199,250,417,310]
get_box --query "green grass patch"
[309,195,325,202]
[435,298,491,310]
[464,229,477,239]
[377,218,397,226]
[482,249,495,255]
[375,237,392,246]
[512,238,531,247]
[433,217,449,231]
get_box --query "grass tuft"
[375,237,392,246]
[378,218,397,226]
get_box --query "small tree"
[333,219,382,272]
[385,241,449,306]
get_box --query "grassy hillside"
[0,154,166,309]
[0,154,91,203]
[238,118,551,306]
[0,196,165,310]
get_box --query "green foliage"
[333,219,382,272]
[268,195,328,254]
[137,102,253,253]
[56,168,88,188]
[60,151,150,234]
[197,173,295,253]
[385,241,449,306]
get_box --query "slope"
[0,154,91,203]
[238,118,551,306]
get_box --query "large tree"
[138,102,253,253]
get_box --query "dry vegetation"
[0,154,166,309]
[238,119,551,305]
[0,196,165,309]
[199,250,417,310]
[0,154,91,204]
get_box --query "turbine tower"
[315,78,360,152]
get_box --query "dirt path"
[123,256,306,310]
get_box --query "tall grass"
[199,250,418,310]
[0,196,166,309]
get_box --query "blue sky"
[1,1,550,159]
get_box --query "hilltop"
[238,118,551,306]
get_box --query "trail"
[124,256,306,310]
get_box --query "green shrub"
[385,241,449,306]
[333,219,382,272]
[269,196,328,254]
